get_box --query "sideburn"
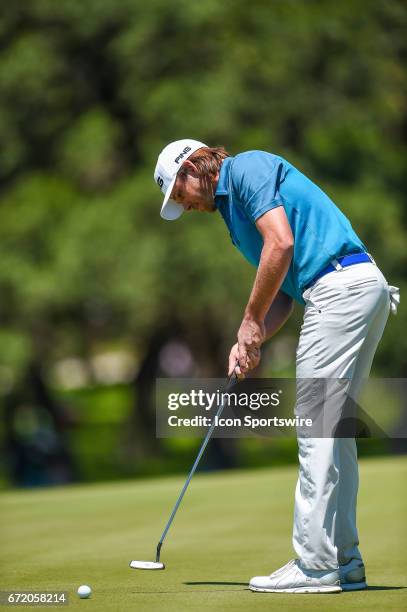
[199,173,215,196]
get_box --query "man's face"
[171,169,217,213]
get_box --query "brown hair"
[179,146,230,179]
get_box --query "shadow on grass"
[132,585,249,594]
[185,582,407,592]
[185,582,247,587]
[366,586,406,591]
[132,584,406,595]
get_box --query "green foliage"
[58,109,123,189]
[0,0,406,380]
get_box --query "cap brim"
[160,176,183,221]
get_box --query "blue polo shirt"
[215,151,366,304]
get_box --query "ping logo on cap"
[174,146,192,164]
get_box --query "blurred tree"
[0,0,406,479]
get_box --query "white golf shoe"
[249,559,341,593]
[340,558,367,591]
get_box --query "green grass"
[1,456,406,611]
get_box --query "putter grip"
[227,368,238,387]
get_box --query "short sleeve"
[230,152,285,223]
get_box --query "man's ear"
[182,159,199,176]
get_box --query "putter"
[130,370,238,570]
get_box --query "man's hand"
[228,340,262,379]
[228,343,240,377]
[236,316,265,377]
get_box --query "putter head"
[129,560,165,570]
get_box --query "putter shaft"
[155,373,238,563]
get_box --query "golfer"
[154,139,399,593]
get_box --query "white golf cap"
[154,139,207,220]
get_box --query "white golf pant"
[293,261,391,570]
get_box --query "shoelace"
[273,562,302,588]
[269,559,296,578]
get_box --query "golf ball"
[77,585,92,599]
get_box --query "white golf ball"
[77,585,92,599]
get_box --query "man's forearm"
[264,291,294,340]
[244,240,293,323]
[236,207,294,376]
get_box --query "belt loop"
[331,258,343,271]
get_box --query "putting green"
[1,456,406,611]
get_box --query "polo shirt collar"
[215,156,233,198]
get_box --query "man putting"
[154,139,399,594]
